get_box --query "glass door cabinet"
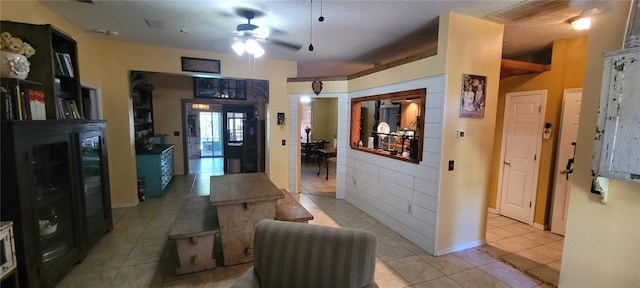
[78,130,112,247]
[1,120,111,288]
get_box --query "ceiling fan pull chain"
[308,0,314,51]
[319,0,325,22]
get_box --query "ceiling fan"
[232,10,302,57]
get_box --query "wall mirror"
[350,88,426,163]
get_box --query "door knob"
[503,161,511,166]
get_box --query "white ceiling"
[40,0,596,77]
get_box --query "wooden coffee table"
[209,173,283,266]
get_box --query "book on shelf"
[54,52,75,78]
[19,88,31,120]
[28,89,46,120]
[56,97,82,119]
[62,53,75,78]
[0,81,46,120]
[1,86,13,120]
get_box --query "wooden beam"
[501,59,551,77]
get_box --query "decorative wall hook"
[312,79,323,95]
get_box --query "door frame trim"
[496,90,547,225]
[550,87,582,234]
[288,93,348,197]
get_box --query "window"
[227,112,246,142]
[300,102,313,142]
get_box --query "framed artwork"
[193,77,246,100]
[459,74,487,119]
[181,57,221,74]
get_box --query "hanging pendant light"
[308,0,314,51]
[318,0,325,22]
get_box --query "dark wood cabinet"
[1,21,82,120]
[243,120,265,172]
[1,120,112,288]
[78,128,112,247]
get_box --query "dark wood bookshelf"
[1,21,81,119]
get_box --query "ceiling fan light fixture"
[571,17,591,30]
[252,45,265,58]
[245,39,263,55]
[232,41,245,56]
[233,39,264,58]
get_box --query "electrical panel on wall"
[592,47,640,183]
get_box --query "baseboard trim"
[435,239,487,256]
[487,207,498,214]
[111,202,138,208]
[533,223,547,230]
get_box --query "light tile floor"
[484,213,563,287]
[300,157,336,197]
[57,168,562,288]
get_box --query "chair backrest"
[253,219,377,288]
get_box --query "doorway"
[550,88,582,235]
[222,105,255,173]
[184,102,225,175]
[497,90,547,225]
[198,111,223,158]
[298,97,339,197]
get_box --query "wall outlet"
[407,204,412,214]
[352,178,356,186]
[448,160,454,171]
[281,139,286,146]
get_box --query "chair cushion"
[253,219,377,288]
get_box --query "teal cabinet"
[136,145,174,198]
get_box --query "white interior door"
[551,88,582,235]
[499,90,546,225]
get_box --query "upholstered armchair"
[231,219,378,288]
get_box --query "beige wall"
[2,1,297,206]
[489,37,588,226]
[560,1,640,287]
[436,12,503,252]
[311,98,338,141]
[148,73,193,175]
[99,41,296,206]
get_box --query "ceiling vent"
[487,0,570,23]
[76,0,95,4]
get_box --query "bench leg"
[174,233,216,275]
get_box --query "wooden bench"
[275,189,314,223]
[168,196,219,275]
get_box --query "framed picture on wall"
[459,74,487,119]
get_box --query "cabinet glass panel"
[80,135,105,226]
[31,142,75,269]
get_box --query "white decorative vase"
[1,50,30,80]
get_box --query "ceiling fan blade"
[269,39,303,51]
[237,23,258,32]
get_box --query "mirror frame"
[350,88,426,163]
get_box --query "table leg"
[325,156,329,180]
[317,153,322,176]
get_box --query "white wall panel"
[345,75,446,255]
